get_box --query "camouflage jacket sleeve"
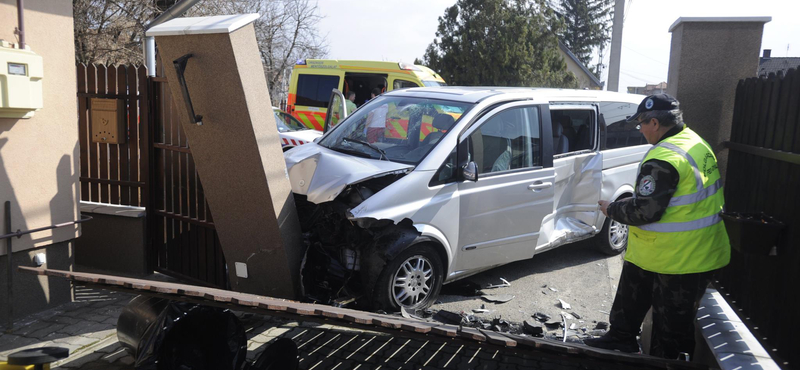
[607,159,680,226]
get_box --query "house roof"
[759,57,800,77]
[558,41,603,88]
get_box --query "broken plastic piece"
[433,310,463,325]
[472,308,493,314]
[485,278,511,289]
[533,312,551,322]
[596,321,609,330]
[523,320,544,336]
[559,299,571,310]
[481,294,515,303]
[440,280,482,297]
[569,323,577,330]
[548,286,558,292]
[571,311,582,319]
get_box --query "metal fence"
[76,63,225,288]
[719,67,800,368]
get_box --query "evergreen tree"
[555,0,613,79]
[422,0,577,88]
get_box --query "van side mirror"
[462,161,478,182]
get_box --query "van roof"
[295,59,445,81]
[384,86,647,104]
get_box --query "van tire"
[595,216,628,256]
[372,244,444,312]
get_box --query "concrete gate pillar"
[146,15,304,299]
[666,17,771,180]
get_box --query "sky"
[315,0,800,92]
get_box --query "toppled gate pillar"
[146,14,304,299]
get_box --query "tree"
[553,0,613,78]
[188,0,327,104]
[73,0,161,65]
[422,0,577,88]
[73,0,327,103]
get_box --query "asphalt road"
[432,239,624,336]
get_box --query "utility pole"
[607,0,625,92]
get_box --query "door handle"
[528,181,552,191]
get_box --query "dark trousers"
[609,261,714,359]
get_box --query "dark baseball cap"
[626,94,680,122]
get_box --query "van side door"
[537,104,603,252]
[455,103,555,272]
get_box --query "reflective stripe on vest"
[638,212,722,232]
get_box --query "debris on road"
[440,280,482,297]
[433,310,463,325]
[482,294,515,303]
[598,310,610,315]
[472,304,495,314]
[596,321,609,330]
[485,278,511,289]
[523,320,544,336]
[532,312,551,322]
[569,323,577,330]
[559,299,571,310]
[571,311,582,319]
[544,321,562,329]
[548,286,558,292]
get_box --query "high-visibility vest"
[626,126,730,274]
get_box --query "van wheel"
[595,217,628,255]
[372,244,444,312]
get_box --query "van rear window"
[296,75,340,108]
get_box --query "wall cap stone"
[79,201,145,218]
[669,16,772,32]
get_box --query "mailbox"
[90,98,126,144]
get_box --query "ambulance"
[286,59,446,133]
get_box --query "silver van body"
[285,87,647,308]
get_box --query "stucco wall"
[0,0,80,253]
[561,51,599,89]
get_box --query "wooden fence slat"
[139,66,151,212]
[127,65,140,206]
[97,65,110,203]
[87,64,99,203]
[106,65,120,205]
[77,64,89,202]
[116,67,131,206]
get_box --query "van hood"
[284,143,414,204]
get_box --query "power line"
[623,46,668,66]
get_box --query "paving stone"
[81,329,116,340]
[46,316,83,325]
[57,352,104,369]
[53,335,100,349]
[0,335,41,355]
[92,340,123,354]
[10,320,52,336]
[0,340,55,359]
[28,323,67,339]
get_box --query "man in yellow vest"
[585,94,730,360]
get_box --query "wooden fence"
[77,64,149,207]
[719,67,800,368]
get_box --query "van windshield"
[319,96,472,164]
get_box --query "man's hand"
[598,200,611,218]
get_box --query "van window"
[393,79,419,90]
[468,106,541,175]
[550,109,595,154]
[422,81,447,87]
[296,74,340,108]
[599,102,647,149]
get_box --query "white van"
[285,87,648,310]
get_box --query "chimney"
[763,49,772,58]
